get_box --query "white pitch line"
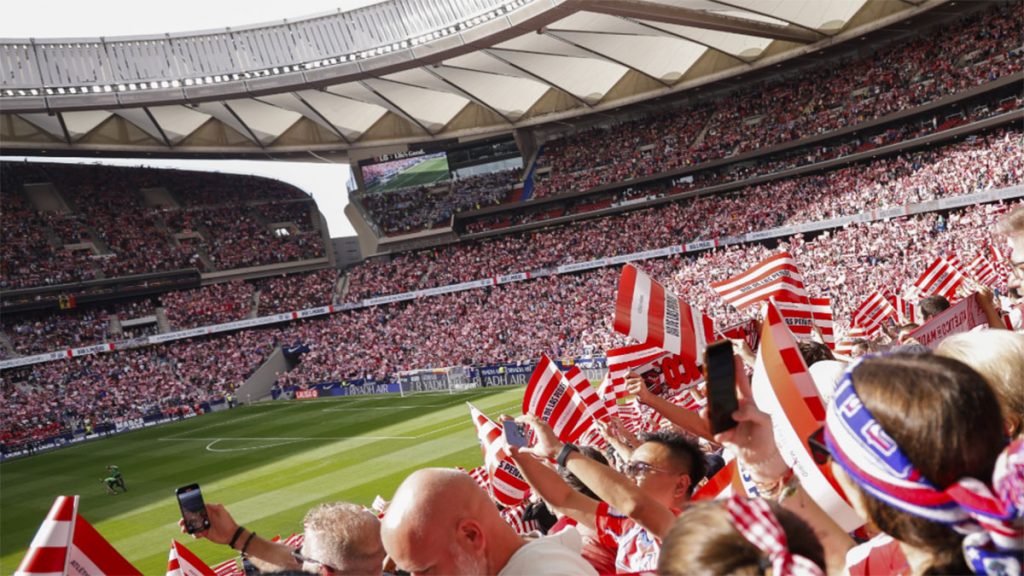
[158,399,524,448]
[159,435,416,442]
[205,438,304,452]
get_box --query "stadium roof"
[0,0,936,160]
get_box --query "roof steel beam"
[569,0,823,44]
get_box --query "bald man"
[381,468,596,576]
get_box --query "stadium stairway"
[335,273,349,303]
[155,307,171,333]
[108,314,123,338]
[691,115,715,147]
[250,290,262,318]
[0,331,18,358]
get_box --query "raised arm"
[507,444,601,529]
[626,374,712,441]
[181,503,301,571]
[516,415,677,539]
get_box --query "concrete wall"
[235,346,288,403]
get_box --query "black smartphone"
[503,420,528,448]
[176,483,211,534]
[704,340,739,435]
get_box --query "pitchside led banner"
[614,264,714,365]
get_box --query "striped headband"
[725,496,824,576]
[824,361,1024,574]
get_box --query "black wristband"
[556,443,578,468]
[229,526,245,550]
[241,531,257,556]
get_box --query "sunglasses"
[624,460,673,478]
[292,549,340,573]
[808,426,831,466]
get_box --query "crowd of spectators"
[467,92,1021,233]
[3,199,1016,446]
[162,281,256,329]
[45,165,199,278]
[351,127,1023,299]
[0,168,99,289]
[532,3,1022,198]
[0,328,278,445]
[2,309,110,356]
[0,162,327,289]
[357,168,521,235]
[3,126,1018,356]
[165,205,323,270]
[254,269,338,315]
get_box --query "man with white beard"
[381,468,596,576]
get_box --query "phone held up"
[704,339,739,435]
[503,419,529,448]
[176,483,211,534]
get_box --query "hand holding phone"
[176,483,211,534]
[704,340,739,435]
[503,420,529,448]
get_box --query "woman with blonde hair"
[936,330,1024,439]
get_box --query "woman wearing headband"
[658,496,826,576]
[823,353,1023,574]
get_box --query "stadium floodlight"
[128,83,137,90]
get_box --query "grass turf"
[0,387,524,574]
[369,156,450,193]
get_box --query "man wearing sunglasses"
[183,501,386,575]
[509,415,705,573]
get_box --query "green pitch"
[369,156,450,193]
[0,387,524,574]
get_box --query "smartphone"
[503,420,528,448]
[175,483,211,534]
[704,339,739,435]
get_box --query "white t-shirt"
[498,527,598,576]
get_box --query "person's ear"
[675,474,692,501]
[457,519,486,554]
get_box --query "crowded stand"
[254,269,339,315]
[4,200,1019,445]
[467,91,1022,233]
[44,165,199,277]
[357,168,520,235]
[532,3,1022,198]
[2,125,1018,355]
[163,204,323,270]
[0,171,99,289]
[2,309,110,356]
[7,202,1024,575]
[350,126,1023,299]
[161,281,256,330]
[0,328,277,445]
[0,162,327,289]
[8,4,1024,576]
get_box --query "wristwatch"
[556,443,579,468]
